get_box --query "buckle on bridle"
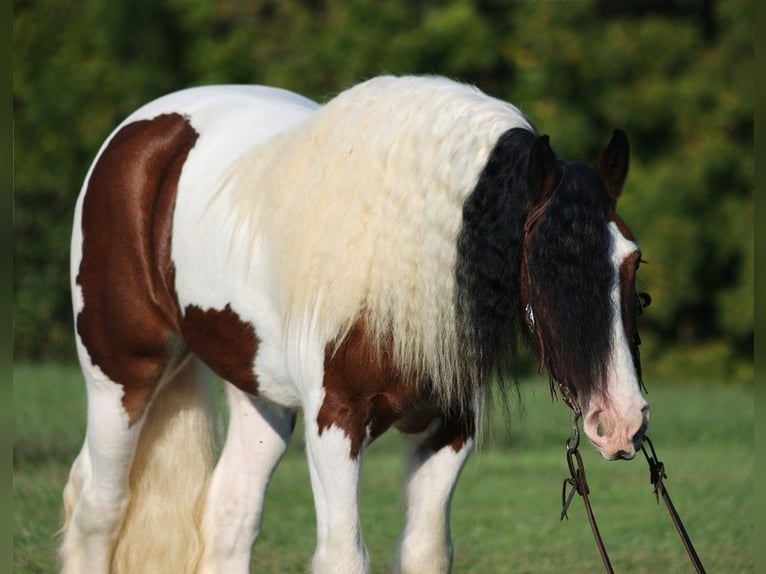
[560,382,587,520]
[525,303,536,334]
[557,380,580,415]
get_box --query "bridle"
[557,382,706,573]
[520,197,706,573]
[520,184,555,385]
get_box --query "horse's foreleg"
[59,369,147,574]
[392,413,477,574]
[198,382,295,574]
[304,411,369,574]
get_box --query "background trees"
[13,0,752,383]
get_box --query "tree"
[13,0,752,383]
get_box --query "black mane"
[456,128,615,404]
[455,127,535,396]
[527,163,614,401]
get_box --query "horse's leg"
[392,409,478,574]
[59,365,152,574]
[61,440,90,532]
[304,405,369,574]
[198,381,295,574]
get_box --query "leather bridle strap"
[558,384,614,573]
[641,436,707,573]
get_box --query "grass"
[14,364,753,573]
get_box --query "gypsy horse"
[61,75,650,573]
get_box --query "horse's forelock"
[527,163,615,402]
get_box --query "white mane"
[227,75,532,402]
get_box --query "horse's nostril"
[632,423,648,449]
[641,404,651,419]
[641,406,651,427]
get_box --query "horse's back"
[121,84,317,124]
[71,83,318,284]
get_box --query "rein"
[640,435,706,572]
[556,382,706,573]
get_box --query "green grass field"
[14,364,753,573]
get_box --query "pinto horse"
[61,75,650,574]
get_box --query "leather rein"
[556,382,706,573]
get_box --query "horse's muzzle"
[610,408,650,460]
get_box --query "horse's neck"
[214,78,534,392]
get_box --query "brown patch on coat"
[75,113,198,424]
[619,250,644,380]
[399,406,476,453]
[180,304,260,394]
[318,319,475,458]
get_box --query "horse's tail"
[111,357,217,574]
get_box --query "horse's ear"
[595,129,630,201]
[527,134,558,208]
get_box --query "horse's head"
[521,130,650,460]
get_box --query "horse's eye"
[637,292,651,314]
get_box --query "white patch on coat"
[583,221,649,458]
[199,381,294,572]
[394,436,475,574]
[304,422,369,574]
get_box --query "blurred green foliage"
[13,0,752,383]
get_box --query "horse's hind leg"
[59,360,155,574]
[392,409,477,574]
[198,381,295,574]
[62,440,91,535]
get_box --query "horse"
[60,75,650,574]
